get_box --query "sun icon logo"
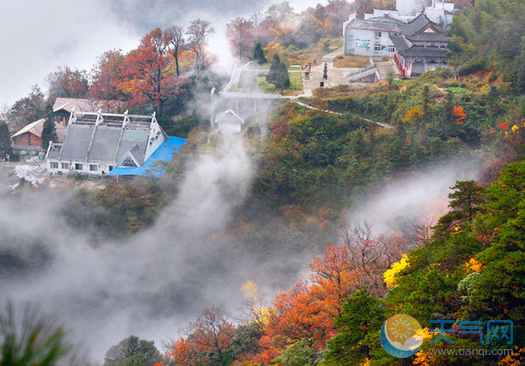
[381,314,423,358]
[388,317,415,344]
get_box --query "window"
[75,163,83,170]
[374,43,381,51]
[89,164,98,172]
[388,45,395,52]
[50,162,58,169]
[61,162,69,169]
[121,156,137,167]
[109,165,114,172]
[375,31,382,38]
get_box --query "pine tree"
[323,62,328,80]
[274,61,290,94]
[0,121,12,161]
[253,42,267,65]
[266,54,281,85]
[41,118,58,151]
[422,84,431,123]
[267,54,290,94]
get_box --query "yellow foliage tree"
[403,106,423,123]
[383,254,409,288]
[465,257,484,272]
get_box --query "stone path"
[302,48,357,96]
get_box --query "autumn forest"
[1,0,525,365]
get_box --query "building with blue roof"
[46,109,185,178]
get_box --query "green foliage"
[103,335,162,366]
[252,100,466,212]
[0,121,12,161]
[6,86,49,131]
[446,87,468,94]
[0,302,75,366]
[449,0,525,93]
[323,288,386,366]
[273,338,319,366]
[230,323,263,360]
[41,118,58,151]
[64,182,167,237]
[382,161,525,363]
[253,42,267,64]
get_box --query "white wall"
[344,27,395,56]
[144,120,166,161]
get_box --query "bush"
[459,60,484,76]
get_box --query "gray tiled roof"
[390,36,410,52]
[398,47,448,57]
[86,127,122,162]
[48,111,161,166]
[59,125,93,161]
[406,32,449,42]
[399,13,444,36]
[346,17,401,32]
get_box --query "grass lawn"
[257,70,304,96]
[333,55,369,68]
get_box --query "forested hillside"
[2,0,525,365]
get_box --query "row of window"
[374,44,395,52]
[375,31,401,38]
[49,162,114,172]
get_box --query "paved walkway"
[302,48,357,95]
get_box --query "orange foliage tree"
[453,105,467,124]
[252,224,408,364]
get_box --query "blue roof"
[108,136,186,177]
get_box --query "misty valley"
[2,0,525,365]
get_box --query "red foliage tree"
[90,49,127,112]
[119,28,176,116]
[169,306,235,366]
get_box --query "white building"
[343,15,401,57]
[343,0,455,56]
[214,109,245,134]
[46,110,168,176]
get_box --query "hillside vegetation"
[3,0,525,365]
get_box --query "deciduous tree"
[187,19,215,74]
[226,17,253,60]
[165,25,186,77]
[90,49,127,112]
[45,66,90,102]
[104,335,162,366]
[172,306,235,366]
[7,85,49,131]
[119,29,175,116]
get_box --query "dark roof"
[390,36,410,52]
[397,46,448,58]
[346,17,401,32]
[406,32,449,42]
[399,13,444,36]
